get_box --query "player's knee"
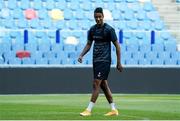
[92,80,101,90]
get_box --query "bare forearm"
[116,44,121,64]
[80,44,91,57]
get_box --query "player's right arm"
[78,40,92,63]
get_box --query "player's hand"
[78,56,83,63]
[116,63,123,72]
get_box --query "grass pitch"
[0,94,180,120]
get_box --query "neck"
[97,22,104,27]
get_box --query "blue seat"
[43,52,56,59]
[11,43,24,51]
[143,2,154,12]
[114,21,127,30]
[0,56,5,64]
[68,52,79,59]
[63,44,76,52]
[0,41,11,53]
[112,10,122,21]
[81,1,92,11]
[75,9,84,20]
[80,20,90,30]
[35,58,48,64]
[17,19,27,29]
[69,1,79,11]
[132,52,145,60]
[22,58,35,64]
[117,3,128,13]
[56,52,68,59]
[144,51,158,60]
[139,21,152,31]
[124,10,134,21]
[136,11,147,21]
[32,0,42,10]
[8,58,22,65]
[114,0,123,2]
[24,43,38,51]
[38,9,48,20]
[126,43,139,52]
[164,43,177,52]
[53,21,65,29]
[12,8,23,20]
[38,43,51,52]
[20,0,30,10]
[157,52,171,60]
[67,20,78,30]
[139,44,151,53]
[51,43,64,52]
[151,44,164,52]
[126,0,137,3]
[154,21,164,31]
[41,18,52,29]
[76,43,86,52]
[64,9,73,20]
[128,3,140,13]
[8,0,17,10]
[1,8,10,19]
[138,58,151,65]
[4,19,15,29]
[29,19,40,29]
[125,58,138,65]
[61,58,75,65]
[48,58,61,64]
[55,0,67,10]
[170,52,180,59]
[45,0,54,10]
[147,11,160,22]
[164,59,177,65]
[127,21,138,30]
[0,1,3,8]
[151,59,164,65]
[121,51,132,60]
[30,51,43,59]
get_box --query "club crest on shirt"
[98,72,101,77]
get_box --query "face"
[94,13,104,26]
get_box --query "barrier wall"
[0,67,180,94]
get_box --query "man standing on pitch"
[78,7,123,116]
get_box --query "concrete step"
[152,0,172,4]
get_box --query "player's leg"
[80,79,102,116]
[101,80,119,116]
[91,79,102,102]
[100,80,113,103]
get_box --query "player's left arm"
[112,40,123,72]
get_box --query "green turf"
[0,94,180,120]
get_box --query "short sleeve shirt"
[88,23,117,63]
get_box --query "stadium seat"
[48,58,61,65]
[143,2,154,12]
[50,9,64,21]
[22,58,35,64]
[45,0,54,10]
[12,8,23,20]
[0,56,4,64]
[164,59,177,65]
[25,9,37,20]
[35,58,48,64]
[138,58,151,65]
[8,58,22,64]
[125,58,138,65]
[32,0,42,10]
[20,0,30,10]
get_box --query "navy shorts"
[93,62,111,80]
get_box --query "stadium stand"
[0,0,179,66]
